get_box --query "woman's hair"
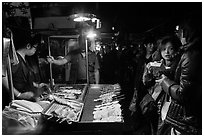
[153,35,182,61]
[158,35,182,52]
[178,12,201,44]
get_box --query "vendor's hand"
[47,56,55,63]
[155,74,167,84]
[56,56,64,60]
[33,82,48,88]
[39,58,49,64]
[38,83,49,88]
[18,91,35,100]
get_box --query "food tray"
[42,100,84,123]
[80,84,124,123]
[53,84,88,102]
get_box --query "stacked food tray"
[42,99,84,124]
[42,84,87,124]
[92,84,124,122]
[80,84,124,123]
[53,84,88,102]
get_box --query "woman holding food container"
[141,35,182,134]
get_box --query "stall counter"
[40,84,125,134]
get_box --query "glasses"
[32,44,38,49]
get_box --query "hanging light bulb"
[68,13,96,22]
[74,16,90,22]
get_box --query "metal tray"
[42,100,84,124]
[53,84,88,102]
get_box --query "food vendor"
[47,38,100,84]
[8,29,48,101]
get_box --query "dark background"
[29,2,201,33]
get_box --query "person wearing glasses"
[10,32,47,101]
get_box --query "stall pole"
[48,37,54,89]
[85,39,89,84]
[6,33,16,101]
[7,54,14,100]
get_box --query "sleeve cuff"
[161,78,176,95]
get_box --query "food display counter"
[40,84,125,134]
[2,83,126,135]
[42,84,87,124]
[80,84,123,123]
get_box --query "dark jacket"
[161,40,202,130]
[12,53,35,93]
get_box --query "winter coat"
[161,39,202,133]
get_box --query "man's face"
[145,43,154,53]
[68,39,79,51]
[27,44,37,56]
[89,41,95,52]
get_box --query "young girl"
[142,35,182,134]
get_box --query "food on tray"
[93,103,123,122]
[11,100,43,113]
[100,84,121,93]
[92,84,123,122]
[58,89,82,95]
[44,96,84,123]
[93,116,122,122]
[52,85,84,100]
[52,95,83,109]
[52,106,78,121]
[94,90,124,104]
[94,101,119,109]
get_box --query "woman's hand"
[146,62,153,73]
[38,83,49,88]
[155,74,167,84]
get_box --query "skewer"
[56,117,61,122]
[67,120,72,124]
[59,118,67,123]
[95,101,119,108]
[47,115,53,120]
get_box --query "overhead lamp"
[74,16,90,22]
[68,13,96,22]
